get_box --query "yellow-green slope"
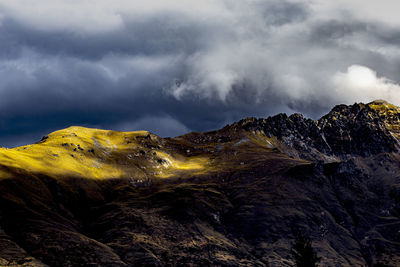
[0,126,212,179]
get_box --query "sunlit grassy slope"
[0,125,292,180]
[0,126,217,179]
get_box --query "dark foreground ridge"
[1,100,400,266]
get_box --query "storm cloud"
[0,0,400,147]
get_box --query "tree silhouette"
[291,233,319,267]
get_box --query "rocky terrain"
[0,100,400,266]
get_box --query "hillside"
[0,100,400,266]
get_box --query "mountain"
[0,100,400,266]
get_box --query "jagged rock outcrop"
[231,100,400,160]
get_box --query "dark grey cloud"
[0,0,400,147]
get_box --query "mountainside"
[0,100,400,266]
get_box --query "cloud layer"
[0,0,400,146]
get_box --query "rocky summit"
[0,100,400,266]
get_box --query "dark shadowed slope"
[0,100,400,266]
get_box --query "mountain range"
[0,100,399,266]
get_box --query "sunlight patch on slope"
[0,126,216,180]
[0,126,154,179]
[368,100,400,115]
[154,151,210,178]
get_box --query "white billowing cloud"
[171,41,272,101]
[162,0,400,107]
[332,65,400,105]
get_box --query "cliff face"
[0,100,400,266]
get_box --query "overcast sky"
[0,0,400,147]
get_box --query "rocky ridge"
[231,100,400,160]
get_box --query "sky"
[0,0,400,147]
